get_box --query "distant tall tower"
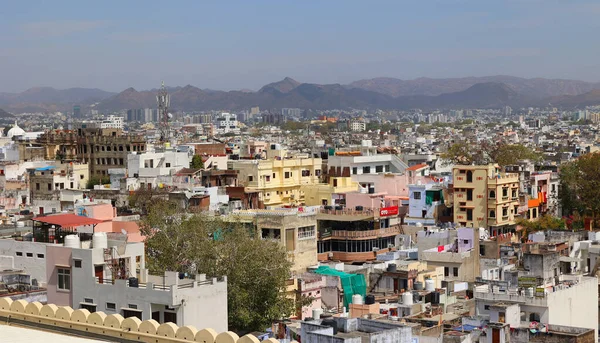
[157,81,170,142]
[73,105,81,118]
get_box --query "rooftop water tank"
[425,279,435,292]
[64,235,81,249]
[312,308,323,320]
[365,295,375,305]
[402,292,413,305]
[352,294,364,305]
[92,232,108,249]
[414,281,423,290]
[387,263,397,272]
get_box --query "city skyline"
[2,1,600,92]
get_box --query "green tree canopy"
[140,201,303,332]
[560,152,600,223]
[516,214,566,240]
[441,142,541,168]
[191,154,204,169]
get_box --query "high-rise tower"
[157,81,170,142]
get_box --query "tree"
[560,152,600,225]
[128,186,169,215]
[191,155,204,169]
[140,201,307,332]
[86,176,109,189]
[516,215,566,240]
[441,142,540,168]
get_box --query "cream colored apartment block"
[453,164,519,232]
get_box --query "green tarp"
[425,190,444,205]
[312,266,367,307]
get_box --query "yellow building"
[229,147,322,207]
[302,176,357,206]
[453,165,519,234]
[229,206,319,276]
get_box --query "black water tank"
[355,205,364,211]
[335,205,343,211]
[128,277,139,288]
[387,263,397,272]
[368,186,375,194]
[321,318,338,335]
[324,205,333,210]
[365,294,376,305]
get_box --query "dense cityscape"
[3,1,600,343]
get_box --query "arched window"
[466,170,473,183]
[489,190,496,199]
[489,210,495,218]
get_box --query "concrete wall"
[0,297,280,343]
[0,240,48,286]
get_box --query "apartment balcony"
[330,226,401,240]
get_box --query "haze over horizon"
[2,0,600,93]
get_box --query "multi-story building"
[29,162,90,215]
[349,118,366,132]
[327,144,408,178]
[452,164,519,235]
[127,146,190,190]
[230,206,318,275]
[316,205,402,262]
[215,113,239,134]
[281,108,301,117]
[229,146,322,208]
[77,128,147,176]
[99,115,124,130]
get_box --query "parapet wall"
[0,298,293,343]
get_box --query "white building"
[215,113,239,134]
[100,115,124,130]
[126,147,190,190]
[349,118,366,132]
[327,143,408,177]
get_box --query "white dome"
[7,121,25,138]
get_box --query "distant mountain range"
[4,76,600,113]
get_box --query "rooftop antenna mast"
[157,81,171,143]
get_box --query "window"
[163,311,177,325]
[413,192,421,200]
[315,169,321,176]
[484,305,490,310]
[74,260,82,268]
[80,175,84,180]
[444,267,449,277]
[70,182,74,188]
[106,302,116,310]
[265,175,270,182]
[385,165,390,172]
[272,173,276,179]
[466,189,473,201]
[285,172,290,178]
[453,267,459,277]
[248,176,253,182]
[37,254,44,258]
[35,183,40,191]
[166,163,171,168]
[489,210,495,218]
[502,188,508,198]
[375,165,383,173]
[84,298,94,303]
[57,268,71,291]
[502,207,508,217]
[122,309,142,320]
[489,190,495,199]
[128,304,138,309]
[286,228,295,251]
[352,167,357,175]
[466,209,473,221]
[16,252,22,257]
[466,170,473,182]
[298,226,316,239]
[363,166,371,174]
[47,184,52,191]
[26,252,33,258]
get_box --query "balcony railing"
[330,226,401,239]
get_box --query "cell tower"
[157,81,171,143]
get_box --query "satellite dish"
[121,229,127,235]
[167,113,173,119]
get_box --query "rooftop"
[0,325,105,343]
[32,214,105,228]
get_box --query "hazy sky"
[1,0,600,92]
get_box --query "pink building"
[76,202,143,242]
[297,274,325,320]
